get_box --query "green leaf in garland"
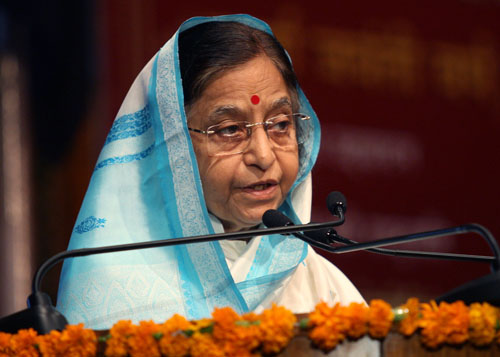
[392,307,408,323]
[98,334,111,343]
[299,318,310,330]
[200,323,214,334]
[235,320,261,327]
[153,332,163,340]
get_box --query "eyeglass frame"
[187,113,311,157]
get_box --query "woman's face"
[188,55,299,232]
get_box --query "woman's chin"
[219,213,264,232]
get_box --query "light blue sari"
[56,14,321,329]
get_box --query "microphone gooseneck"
[264,193,497,270]
[265,191,500,306]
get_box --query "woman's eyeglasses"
[188,113,310,157]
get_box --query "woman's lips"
[241,182,278,197]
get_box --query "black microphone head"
[262,209,294,228]
[327,191,347,217]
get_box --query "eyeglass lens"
[206,114,310,156]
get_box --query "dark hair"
[178,21,299,113]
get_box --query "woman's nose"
[243,126,276,170]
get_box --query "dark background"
[1,0,499,316]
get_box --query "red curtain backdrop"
[25,0,499,307]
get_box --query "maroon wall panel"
[99,0,500,303]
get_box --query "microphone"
[260,190,348,246]
[262,210,340,250]
[327,191,347,217]
[0,211,347,334]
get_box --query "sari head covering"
[56,14,321,329]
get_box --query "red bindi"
[250,95,260,105]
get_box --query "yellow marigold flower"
[0,332,12,356]
[8,328,38,357]
[158,314,193,357]
[105,319,136,356]
[368,299,394,339]
[190,333,224,357]
[259,304,296,355]
[397,298,420,336]
[469,302,497,346]
[128,320,161,357]
[308,302,349,352]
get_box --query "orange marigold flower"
[0,332,12,356]
[469,302,497,346]
[127,320,161,357]
[159,333,191,357]
[418,300,469,348]
[212,306,239,341]
[8,328,38,357]
[158,314,193,357]
[308,302,349,352]
[418,301,446,349]
[36,329,61,356]
[368,299,394,339]
[190,333,224,357]
[397,298,420,336]
[308,301,331,327]
[235,312,264,354]
[211,307,261,356]
[441,301,469,345]
[258,304,296,355]
[105,319,136,357]
[57,323,97,357]
[341,302,369,339]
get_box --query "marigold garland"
[2,298,500,356]
[0,324,96,357]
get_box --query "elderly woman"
[57,15,365,334]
